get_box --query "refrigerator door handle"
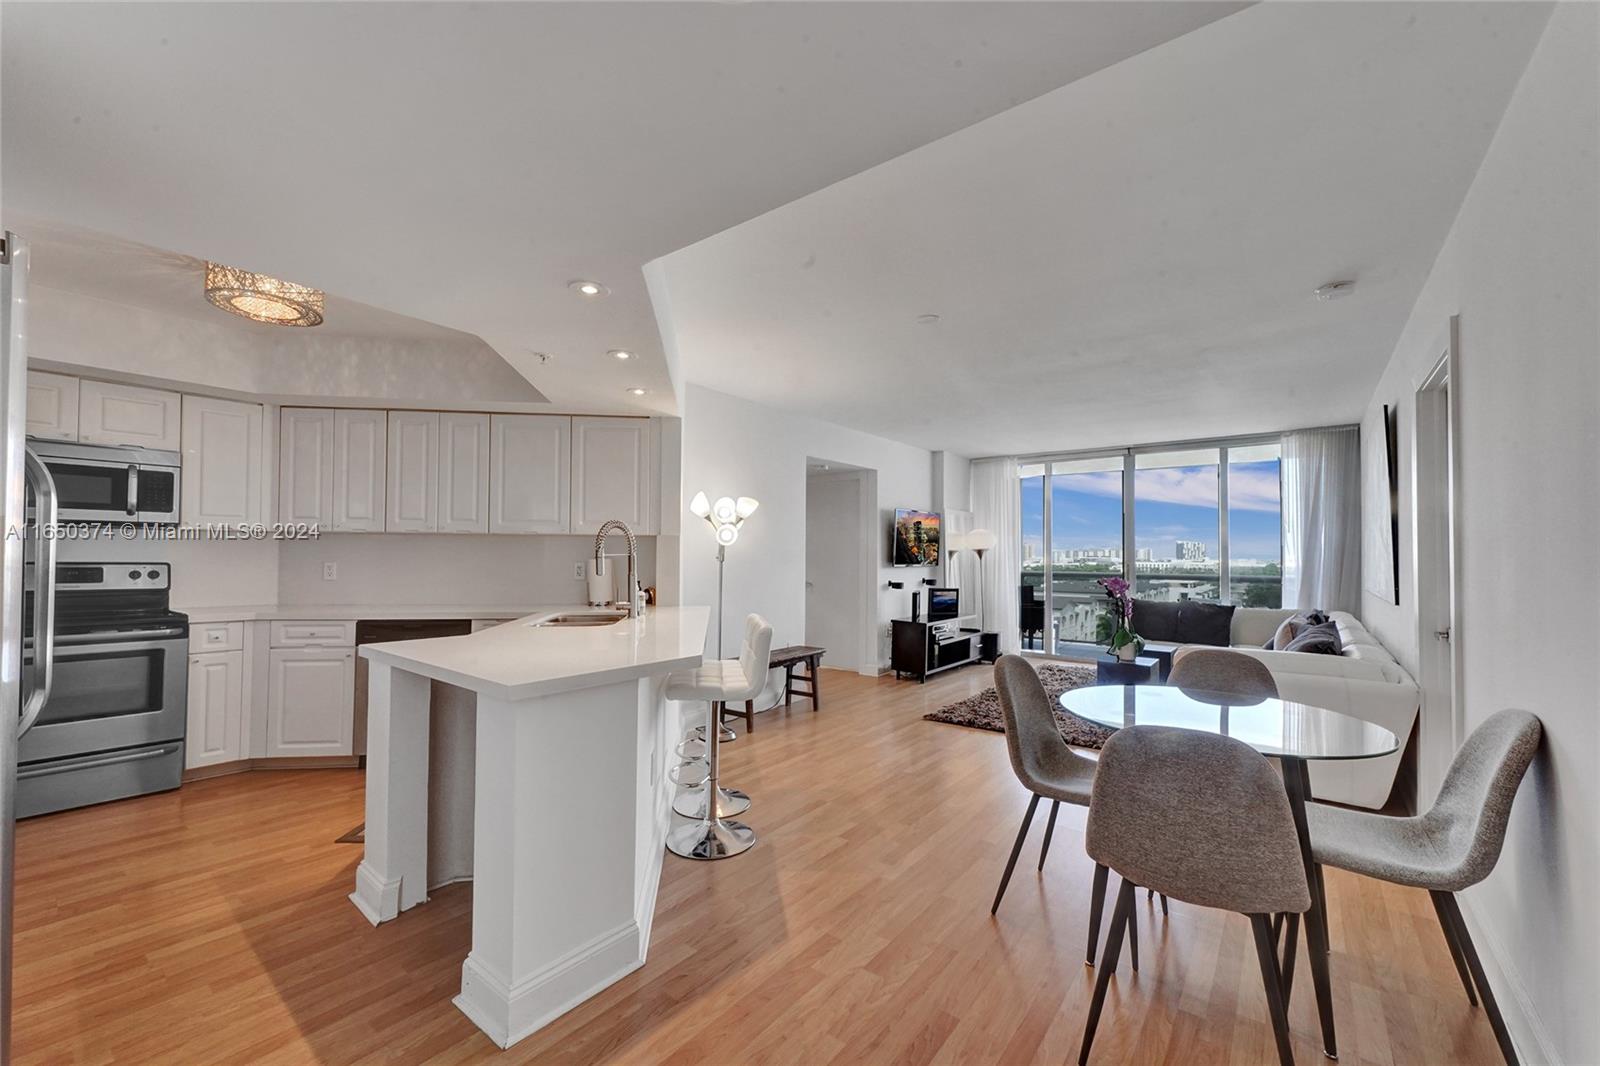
[19,449,56,738]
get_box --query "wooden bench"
[718,645,826,733]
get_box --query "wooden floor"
[14,667,1503,1065]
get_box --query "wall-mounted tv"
[892,508,941,567]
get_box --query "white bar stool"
[666,614,772,861]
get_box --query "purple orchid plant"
[1096,576,1141,657]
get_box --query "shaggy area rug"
[922,663,1114,750]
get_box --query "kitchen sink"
[529,611,629,628]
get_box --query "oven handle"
[16,743,180,780]
[51,631,188,651]
[20,448,57,739]
[126,464,139,517]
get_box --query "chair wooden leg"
[1436,891,1518,1065]
[745,698,754,733]
[810,659,821,710]
[990,794,1040,916]
[1430,889,1478,1007]
[1249,914,1297,1066]
[1037,800,1060,872]
[1079,878,1136,1066]
[1086,862,1109,966]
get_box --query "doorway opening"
[1414,316,1462,807]
[805,459,875,674]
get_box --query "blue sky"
[1022,460,1281,562]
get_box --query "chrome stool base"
[689,723,738,744]
[676,737,709,760]
[667,816,756,860]
[670,758,709,788]
[673,785,750,819]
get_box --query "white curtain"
[970,458,1021,654]
[1281,426,1362,613]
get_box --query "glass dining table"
[1059,683,1400,1061]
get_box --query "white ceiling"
[0,1,1244,416]
[653,2,1553,455]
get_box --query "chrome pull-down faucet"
[592,520,640,617]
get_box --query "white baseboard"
[1459,891,1561,1063]
[349,860,405,926]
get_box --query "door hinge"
[1435,627,1452,642]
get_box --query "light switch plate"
[323,562,338,581]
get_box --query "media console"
[890,618,981,683]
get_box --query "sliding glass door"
[1133,447,1221,605]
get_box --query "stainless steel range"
[18,562,187,818]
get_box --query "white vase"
[1116,642,1138,663]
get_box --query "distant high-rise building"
[1135,548,1153,562]
[1176,539,1206,562]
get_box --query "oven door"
[17,628,189,765]
[38,455,137,522]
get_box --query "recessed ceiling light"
[625,387,648,396]
[916,313,941,325]
[609,349,633,360]
[568,279,608,298]
[1314,280,1356,302]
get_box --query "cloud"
[1052,464,1279,513]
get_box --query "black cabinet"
[891,619,981,683]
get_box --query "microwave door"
[39,456,134,522]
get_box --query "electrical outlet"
[323,562,338,581]
[574,561,586,580]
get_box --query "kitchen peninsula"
[351,605,709,1049]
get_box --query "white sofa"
[1162,608,1418,810]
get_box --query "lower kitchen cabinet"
[185,649,245,769]
[266,646,355,757]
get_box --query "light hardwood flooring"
[13,667,1503,1064]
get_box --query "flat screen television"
[891,508,941,567]
[928,587,959,621]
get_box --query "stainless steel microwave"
[27,439,181,524]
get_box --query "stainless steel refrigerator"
[3,230,60,1063]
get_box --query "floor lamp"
[689,491,759,657]
[966,528,998,636]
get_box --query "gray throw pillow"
[1131,600,1181,642]
[1282,620,1342,655]
[1271,610,1332,650]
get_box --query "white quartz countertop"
[358,605,710,701]
[177,603,548,625]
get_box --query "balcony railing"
[1019,566,1282,652]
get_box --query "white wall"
[681,385,938,671]
[1358,7,1596,1060]
[57,535,279,609]
[805,472,865,670]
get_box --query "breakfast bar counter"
[350,605,709,1049]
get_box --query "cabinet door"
[181,395,265,526]
[278,408,336,527]
[386,411,439,532]
[78,380,181,449]
[186,650,244,768]
[333,409,387,532]
[266,646,355,757]
[25,371,79,440]
[489,414,570,534]
[438,413,490,533]
[571,417,653,534]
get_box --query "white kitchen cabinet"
[438,413,490,533]
[181,395,266,526]
[25,371,79,440]
[571,416,654,534]
[333,409,387,532]
[186,649,245,769]
[386,411,439,532]
[279,408,336,527]
[489,414,570,534]
[78,380,182,449]
[266,646,355,757]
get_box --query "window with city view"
[1018,440,1282,654]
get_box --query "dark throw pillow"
[1282,620,1342,655]
[1131,599,1181,642]
[1176,601,1235,646]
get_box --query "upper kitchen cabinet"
[332,409,386,532]
[25,370,79,440]
[181,395,266,526]
[279,408,336,527]
[489,414,570,534]
[571,417,654,534]
[386,410,440,532]
[438,413,490,533]
[78,379,181,450]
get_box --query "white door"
[333,409,386,532]
[78,380,181,449]
[438,413,490,533]
[571,416,653,534]
[181,395,265,526]
[1414,320,1461,807]
[25,370,78,440]
[266,647,355,757]
[489,414,570,533]
[279,408,336,527]
[386,411,439,532]
[186,650,244,768]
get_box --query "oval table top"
[1059,683,1399,762]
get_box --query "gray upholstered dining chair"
[1079,725,1310,1066]
[1167,646,1279,698]
[1307,709,1541,1066]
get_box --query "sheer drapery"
[970,458,1021,654]
[1281,426,1361,612]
